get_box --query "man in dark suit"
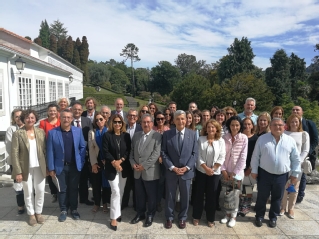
[47,109,86,222]
[129,114,162,227]
[72,101,94,205]
[111,98,128,124]
[162,110,198,229]
[122,109,142,210]
[81,97,97,123]
[292,106,318,203]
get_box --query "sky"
[1,0,319,70]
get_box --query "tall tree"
[174,53,206,77]
[72,48,81,68]
[63,36,73,63]
[79,36,90,83]
[289,53,307,100]
[33,37,42,46]
[49,34,57,53]
[49,19,68,40]
[265,49,291,105]
[39,20,50,48]
[217,37,255,82]
[120,43,141,97]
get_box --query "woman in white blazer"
[88,112,111,213]
[192,119,226,227]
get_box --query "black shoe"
[296,197,303,203]
[255,218,263,227]
[18,206,25,214]
[110,222,117,231]
[71,210,80,220]
[130,214,146,224]
[145,216,153,227]
[82,200,94,206]
[269,220,276,228]
[116,216,122,222]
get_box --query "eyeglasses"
[95,118,104,122]
[156,118,165,121]
[226,112,234,115]
[113,121,122,125]
[128,114,137,117]
[141,110,149,113]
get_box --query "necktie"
[178,131,182,153]
[139,134,147,153]
[76,120,80,127]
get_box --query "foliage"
[171,74,210,110]
[138,91,151,100]
[289,53,307,100]
[79,36,90,83]
[120,43,141,97]
[308,72,319,101]
[25,36,31,40]
[39,20,50,48]
[174,53,206,77]
[49,19,68,40]
[150,61,181,96]
[72,48,81,68]
[107,65,130,93]
[88,62,111,86]
[49,34,57,53]
[135,68,150,92]
[63,36,73,63]
[265,49,291,105]
[33,37,42,46]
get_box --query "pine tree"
[63,36,73,63]
[34,37,42,46]
[49,19,68,40]
[72,48,81,68]
[79,36,89,83]
[39,20,50,48]
[49,34,57,53]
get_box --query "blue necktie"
[178,131,182,153]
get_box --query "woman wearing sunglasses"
[88,112,111,214]
[138,105,150,123]
[223,106,238,121]
[103,114,131,231]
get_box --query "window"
[36,79,45,105]
[18,77,32,107]
[57,82,63,98]
[49,81,56,101]
[65,83,69,98]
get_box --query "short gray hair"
[270,118,284,125]
[174,110,186,118]
[57,97,70,106]
[128,108,138,115]
[245,97,256,105]
[189,102,197,108]
[141,113,154,122]
[101,105,111,112]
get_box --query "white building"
[0,28,83,172]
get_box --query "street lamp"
[15,57,26,74]
[69,75,73,83]
[232,100,237,107]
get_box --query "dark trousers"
[255,167,288,221]
[298,172,306,199]
[165,175,191,221]
[135,177,159,217]
[122,168,136,208]
[79,160,91,202]
[192,170,220,222]
[216,179,222,208]
[57,164,81,211]
[47,176,57,195]
[10,165,25,207]
[157,163,166,204]
[91,170,111,205]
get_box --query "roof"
[0,28,33,44]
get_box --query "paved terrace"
[0,175,319,239]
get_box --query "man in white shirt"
[111,98,128,123]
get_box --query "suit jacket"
[46,126,86,175]
[72,116,92,142]
[129,130,162,181]
[81,110,97,123]
[103,131,131,181]
[302,119,318,155]
[161,128,198,180]
[11,127,46,181]
[126,123,142,137]
[111,110,128,124]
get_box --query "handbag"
[223,180,240,211]
[301,157,312,174]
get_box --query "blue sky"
[1,0,319,70]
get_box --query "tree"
[79,36,90,83]
[289,53,307,100]
[265,49,291,105]
[33,37,42,46]
[150,61,181,96]
[72,48,81,68]
[63,36,73,63]
[135,68,151,92]
[171,74,210,110]
[107,65,130,93]
[25,36,31,40]
[39,20,50,48]
[120,43,141,97]
[174,53,206,77]
[88,62,111,86]
[49,34,57,53]
[49,19,68,40]
[308,72,319,101]
[217,37,255,82]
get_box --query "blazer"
[71,116,92,142]
[5,125,20,165]
[88,129,108,166]
[111,110,128,124]
[81,110,97,123]
[46,126,86,175]
[196,136,226,175]
[11,127,46,181]
[103,131,131,180]
[129,130,162,181]
[161,128,198,180]
[126,123,142,136]
[302,119,318,155]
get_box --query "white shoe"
[220,216,229,224]
[228,218,236,227]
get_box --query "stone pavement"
[1,176,319,239]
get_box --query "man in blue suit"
[47,109,86,222]
[162,110,198,229]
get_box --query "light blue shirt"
[251,132,301,177]
[238,112,258,125]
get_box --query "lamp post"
[69,75,73,83]
[15,57,26,74]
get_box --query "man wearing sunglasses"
[121,109,142,210]
[129,114,162,227]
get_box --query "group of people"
[5,96,317,231]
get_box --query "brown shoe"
[165,220,173,229]
[193,219,199,226]
[35,214,45,224]
[29,215,37,226]
[208,221,215,227]
[179,220,186,229]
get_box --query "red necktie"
[76,120,80,127]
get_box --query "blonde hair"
[256,112,271,133]
[201,119,222,140]
[286,114,303,132]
